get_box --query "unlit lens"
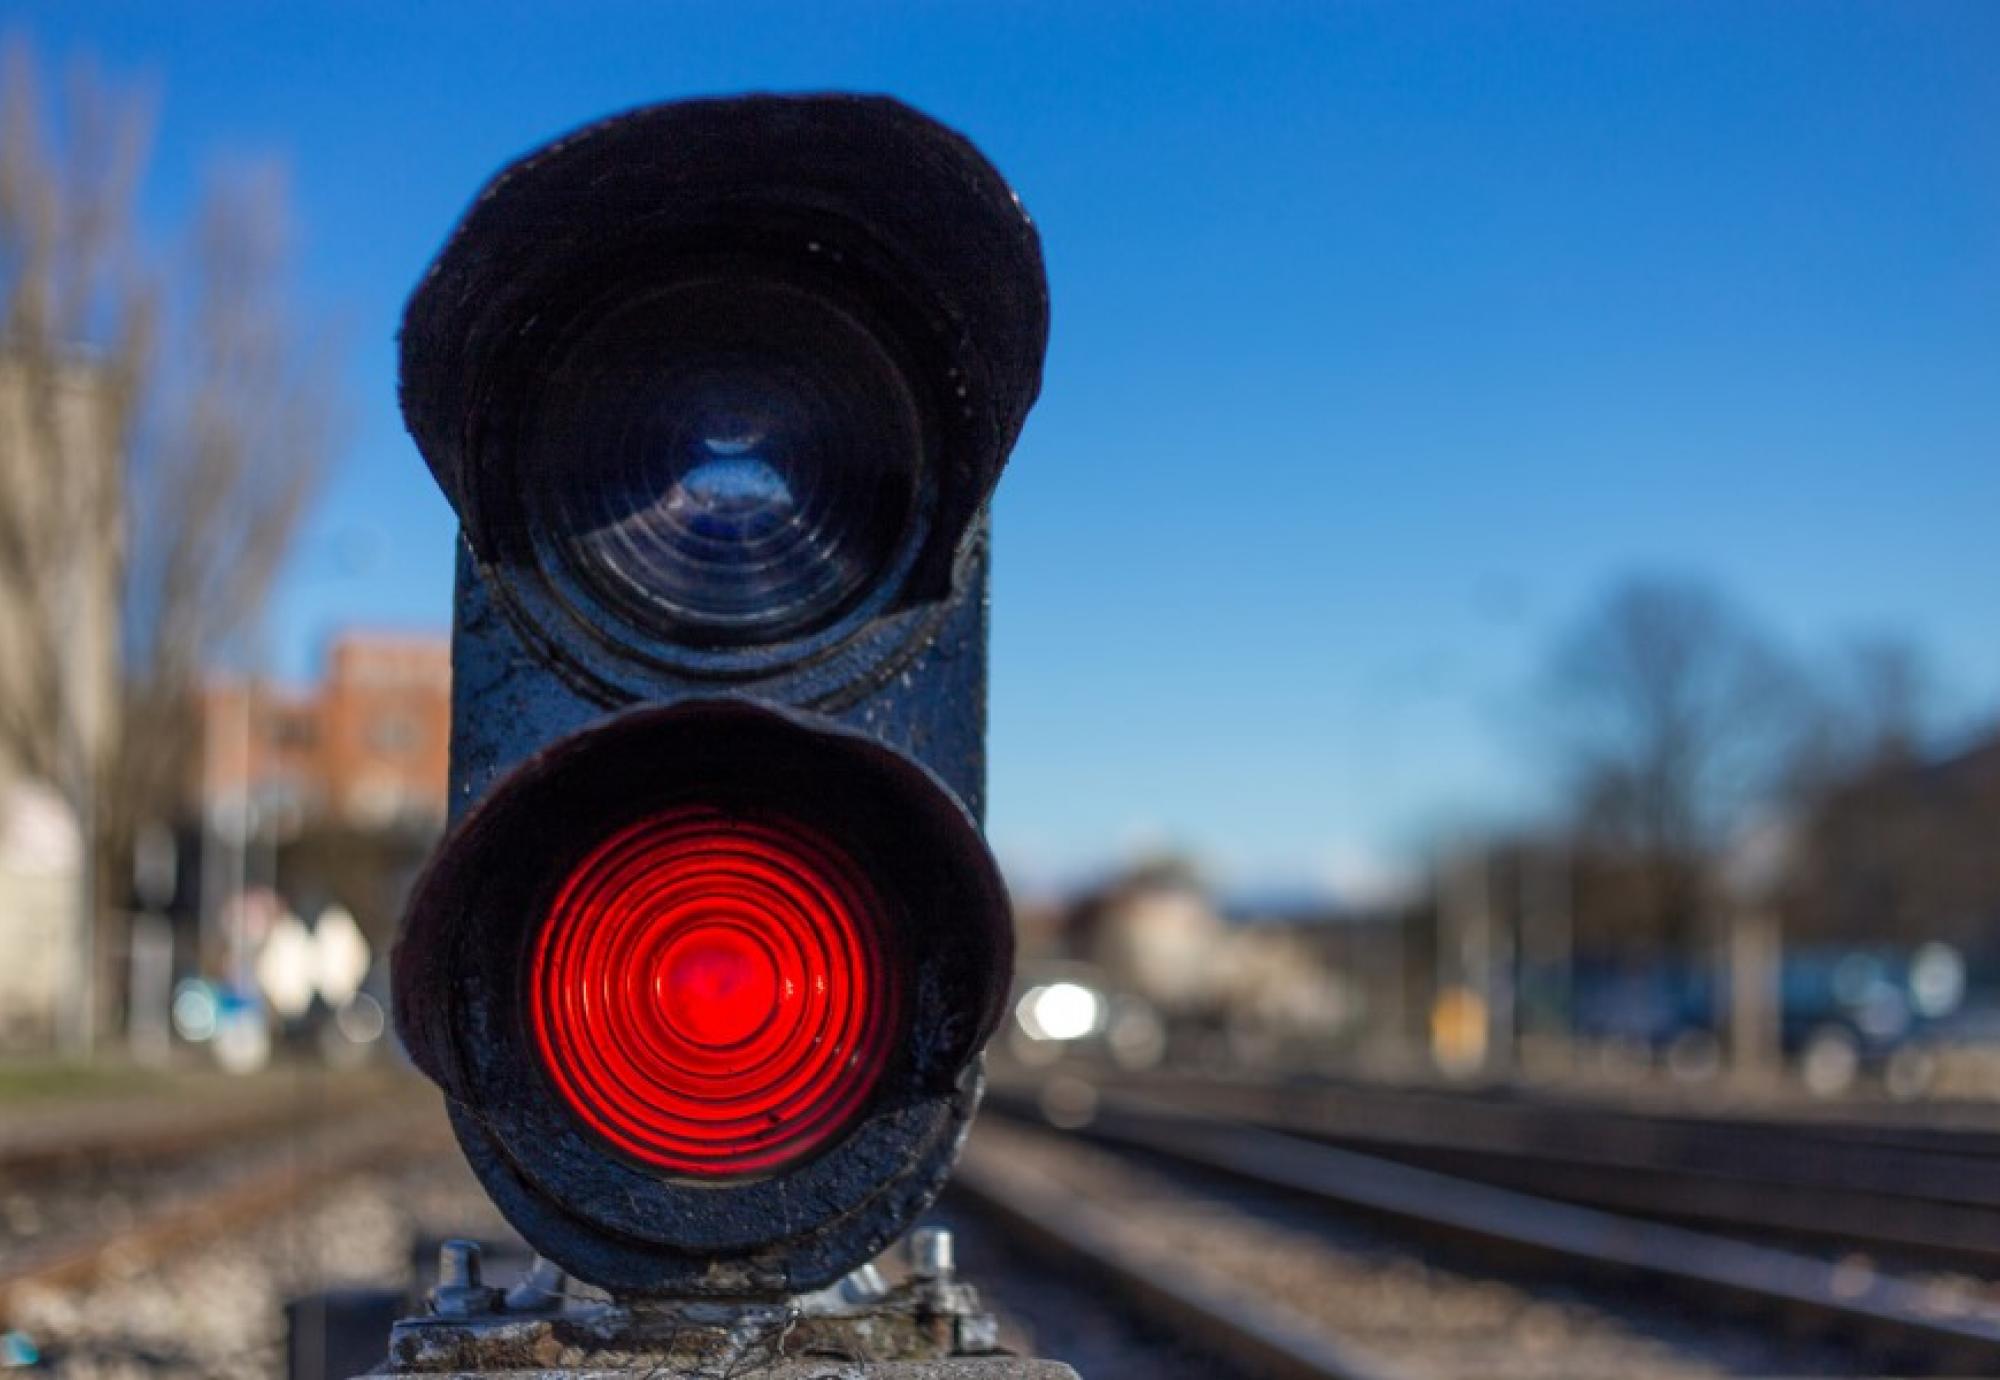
[524,277,923,649]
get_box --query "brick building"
[200,631,451,832]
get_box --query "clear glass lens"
[524,277,924,649]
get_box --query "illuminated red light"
[529,805,899,1176]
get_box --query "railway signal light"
[391,94,1046,1298]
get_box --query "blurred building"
[190,632,449,961]
[0,781,85,1046]
[199,631,451,831]
[1048,858,1398,1065]
[0,355,122,793]
[1791,726,2000,957]
[1066,858,1224,1014]
[0,356,121,1051]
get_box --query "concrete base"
[368,1249,1080,1380]
[393,1364,1078,1379]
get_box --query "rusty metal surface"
[441,531,995,821]
[375,1268,1061,1379]
[366,1362,1076,1379]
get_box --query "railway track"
[1053,1070,2000,1272]
[955,1137,1398,1380]
[0,1081,452,1324]
[13,1066,1995,1376]
[0,1069,415,1177]
[966,1088,2000,1378]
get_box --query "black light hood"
[399,93,1048,621]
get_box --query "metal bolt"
[504,1254,570,1313]
[955,1311,1001,1355]
[432,1239,503,1317]
[838,1261,889,1304]
[907,1226,954,1282]
[438,1239,482,1290]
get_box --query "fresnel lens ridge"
[529,805,900,1177]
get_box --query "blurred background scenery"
[0,4,1996,1378]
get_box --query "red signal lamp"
[393,699,1012,1295]
[530,805,900,1177]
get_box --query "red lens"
[529,805,899,1176]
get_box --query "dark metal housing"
[392,94,1048,1296]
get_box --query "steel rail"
[0,1111,452,1321]
[987,1092,2000,1376]
[0,1073,412,1177]
[953,1134,1409,1380]
[1072,1072,2000,1270]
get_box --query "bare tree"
[0,38,338,1043]
[116,164,337,861]
[1839,637,1930,765]
[0,42,150,789]
[1786,635,1934,798]
[1541,575,1804,953]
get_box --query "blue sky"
[13,2,1999,898]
